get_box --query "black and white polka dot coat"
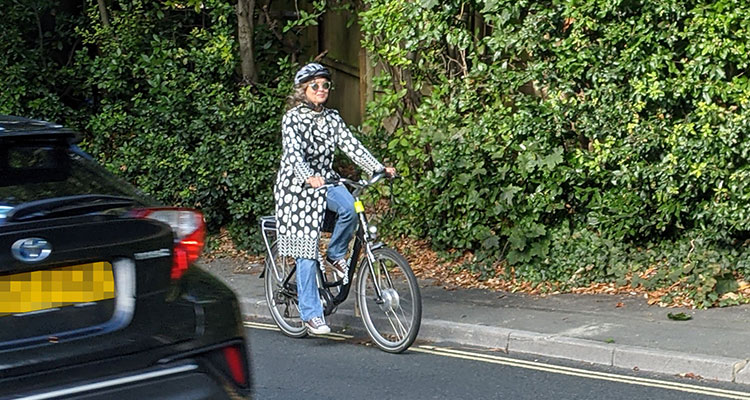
[274,104,384,259]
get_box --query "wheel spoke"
[395,305,411,333]
[380,265,411,339]
[358,247,422,353]
[379,259,396,288]
[282,299,300,318]
[384,308,408,339]
[264,243,307,337]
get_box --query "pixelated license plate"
[0,261,115,315]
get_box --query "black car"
[0,116,251,399]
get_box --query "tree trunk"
[237,0,258,84]
[97,0,110,27]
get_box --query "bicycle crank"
[320,288,337,316]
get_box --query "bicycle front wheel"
[264,243,307,338]
[357,247,422,353]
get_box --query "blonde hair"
[286,84,308,110]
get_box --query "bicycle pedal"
[323,304,338,316]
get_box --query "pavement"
[200,256,750,385]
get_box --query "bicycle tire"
[357,247,422,353]
[264,243,308,338]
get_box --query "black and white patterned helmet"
[294,63,331,86]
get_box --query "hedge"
[1,0,291,251]
[359,0,750,307]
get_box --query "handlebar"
[304,170,395,196]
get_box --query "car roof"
[0,115,78,142]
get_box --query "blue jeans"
[325,184,357,261]
[295,185,358,322]
[295,258,322,322]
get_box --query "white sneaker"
[305,316,331,334]
[327,257,349,283]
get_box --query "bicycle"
[259,171,422,353]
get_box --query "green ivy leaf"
[419,0,439,9]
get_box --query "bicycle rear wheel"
[357,247,422,353]
[264,243,307,338]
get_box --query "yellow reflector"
[354,200,365,213]
[0,262,115,314]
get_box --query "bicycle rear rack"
[260,215,276,256]
[259,216,276,278]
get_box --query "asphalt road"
[246,322,750,400]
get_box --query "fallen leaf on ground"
[207,232,706,308]
[667,312,692,321]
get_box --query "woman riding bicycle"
[274,62,396,335]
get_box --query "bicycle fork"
[355,198,394,304]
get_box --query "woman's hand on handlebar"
[384,167,397,178]
[306,176,325,188]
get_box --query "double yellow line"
[244,321,750,399]
[412,345,750,400]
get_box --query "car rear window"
[0,144,152,217]
[1,144,70,186]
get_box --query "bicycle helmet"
[294,62,331,86]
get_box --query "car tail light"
[222,345,248,387]
[202,343,250,389]
[160,341,251,391]
[130,208,205,280]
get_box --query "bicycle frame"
[260,174,392,315]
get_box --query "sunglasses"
[308,81,332,91]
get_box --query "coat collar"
[294,104,331,140]
[297,103,328,114]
